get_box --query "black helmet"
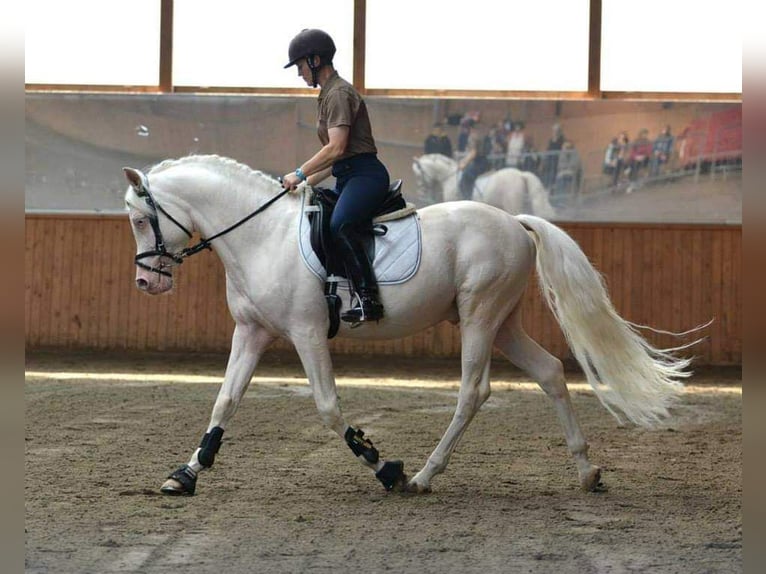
[284,29,336,68]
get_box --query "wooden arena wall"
[25,214,741,366]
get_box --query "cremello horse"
[124,154,690,497]
[412,153,556,218]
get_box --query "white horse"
[124,154,690,497]
[412,153,556,219]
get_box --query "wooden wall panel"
[24,214,742,366]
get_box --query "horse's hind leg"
[292,334,407,492]
[494,309,603,492]
[407,324,494,494]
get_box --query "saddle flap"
[300,200,422,287]
[308,181,405,274]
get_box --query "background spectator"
[488,123,506,169]
[628,129,652,181]
[611,131,630,188]
[424,122,453,158]
[502,114,514,135]
[542,123,565,188]
[603,136,620,176]
[505,121,527,168]
[650,125,674,176]
[555,140,581,195]
[458,122,491,199]
[456,118,472,153]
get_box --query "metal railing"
[454,148,585,197]
[453,133,741,203]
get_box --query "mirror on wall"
[25,94,741,224]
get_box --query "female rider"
[281,29,390,323]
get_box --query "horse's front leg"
[161,323,274,495]
[292,333,407,492]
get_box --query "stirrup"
[341,297,384,323]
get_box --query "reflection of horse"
[412,153,556,218]
[124,154,689,497]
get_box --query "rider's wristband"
[295,167,307,181]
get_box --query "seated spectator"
[603,136,620,175]
[650,125,674,176]
[610,132,630,188]
[424,122,453,158]
[628,129,652,181]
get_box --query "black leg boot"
[335,226,384,323]
[342,286,384,323]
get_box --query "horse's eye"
[133,217,147,229]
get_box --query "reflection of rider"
[458,121,490,200]
[281,29,389,323]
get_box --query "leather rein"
[133,181,289,277]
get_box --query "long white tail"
[516,214,690,428]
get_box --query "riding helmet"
[284,28,336,68]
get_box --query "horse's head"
[123,166,194,295]
[412,154,457,204]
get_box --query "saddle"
[306,179,408,338]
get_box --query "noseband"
[133,180,289,278]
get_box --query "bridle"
[132,179,289,278]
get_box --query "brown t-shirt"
[317,71,377,159]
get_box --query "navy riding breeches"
[329,153,390,236]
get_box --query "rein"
[133,181,289,277]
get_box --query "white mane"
[148,154,281,190]
[419,153,458,175]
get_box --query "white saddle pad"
[298,201,422,286]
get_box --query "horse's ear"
[412,157,422,173]
[123,167,149,193]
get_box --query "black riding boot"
[335,225,384,323]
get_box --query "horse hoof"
[376,460,407,492]
[581,466,606,492]
[160,464,197,496]
[160,478,189,495]
[404,480,432,494]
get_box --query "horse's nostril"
[136,278,149,290]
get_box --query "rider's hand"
[282,172,302,191]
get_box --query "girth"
[307,179,405,338]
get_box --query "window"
[24,0,161,85]
[25,0,743,96]
[173,0,354,88]
[365,0,590,91]
[600,0,742,93]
